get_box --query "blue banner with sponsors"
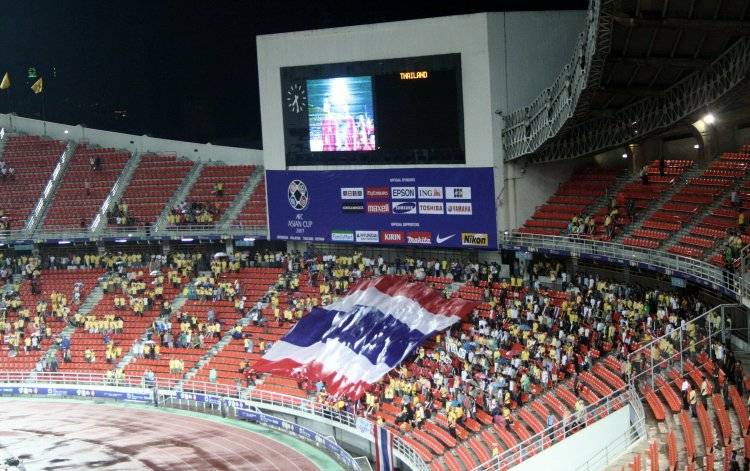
[267,168,497,249]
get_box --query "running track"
[0,400,328,470]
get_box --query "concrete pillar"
[627,143,646,173]
[693,117,737,162]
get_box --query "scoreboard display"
[281,54,464,166]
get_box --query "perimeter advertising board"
[266,168,496,249]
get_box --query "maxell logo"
[445,186,472,199]
[461,233,489,247]
[366,187,389,198]
[380,231,405,244]
[340,187,364,200]
[418,201,444,215]
[341,202,365,213]
[418,186,443,199]
[406,231,431,245]
[355,230,379,243]
[366,202,390,214]
[392,201,417,214]
[330,230,354,242]
[446,202,473,215]
[391,186,416,199]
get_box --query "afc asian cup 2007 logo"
[288,179,309,211]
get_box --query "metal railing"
[500,232,746,299]
[0,371,429,471]
[471,385,640,470]
[627,303,738,388]
[21,224,267,242]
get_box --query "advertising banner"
[267,167,496,249]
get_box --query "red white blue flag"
[254,276,475,399]
[374,424,394,471]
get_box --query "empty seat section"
[113,153,193,226]
[172,164,255,225]
[0,135,65,229]
[43,144,130,229]
[234,177,267,228]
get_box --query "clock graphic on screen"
[286,83,307,114]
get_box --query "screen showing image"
[282,53,464,166]
[307,76,376,152]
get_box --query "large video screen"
[281,54,463,166]
[307,76,376,152]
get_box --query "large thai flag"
[254,276,476,400]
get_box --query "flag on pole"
[0,73,9,90]
[31,77,43,94]
[374,424,394,471]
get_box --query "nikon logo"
[461,233,488,247]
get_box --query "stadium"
[0,0,749,469]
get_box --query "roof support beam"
[611,14,750,35]
[608,56,709,68]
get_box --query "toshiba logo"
[461,233,488,247]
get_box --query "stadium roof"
[503,0,750,164]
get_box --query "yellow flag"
[31,77,43,94]
[0,73,9,90]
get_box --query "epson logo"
[391,186,416,199]
[392,201,417,214]
[418,201,444,215]
[418,187,443,199]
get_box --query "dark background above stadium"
[0,0,587,147]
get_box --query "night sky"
[0,1,586,148]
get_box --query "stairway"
[152,161,204,232]
[661,175,749,250]
[92,150,143,232]
[582,170,633,220]
[115,288,191,370]
[619,363,748,471]
[30,283,106,376]
[218,165,265,229]
[615,164,707,242]
[23,140,78,235]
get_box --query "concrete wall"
[257,11,585,237]
[257,13,499,172]
[663,136,700,161]
[0,113,263,166]
[512,406,632,471]
[502,157,587,231]
[501,11,587,111]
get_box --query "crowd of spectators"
[107,202,135,226]
[168,201,219,225]
[0,159,16,180]
[228,252,745,447]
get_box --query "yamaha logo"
[288,179,309,210]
